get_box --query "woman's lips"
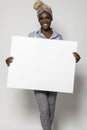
[43,23,48,27]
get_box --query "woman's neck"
[41,28,53,39]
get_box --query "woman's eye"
[39,17,43,20]
[39,16,51,21]
[46,16,50,19]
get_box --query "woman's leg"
[34,90,51,130]
[48,92,57,125]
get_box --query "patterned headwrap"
[33,0,53,20]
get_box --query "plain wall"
[0,0,87,130]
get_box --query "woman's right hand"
[5,56,14,66]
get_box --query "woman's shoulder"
[57,34,63,40]
[52,29,63,40]
[28,31,36,37]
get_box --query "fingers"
[73,52,81,63]
[5,57,14,66]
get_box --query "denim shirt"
[28,28,63,40]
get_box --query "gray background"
[0,0,87,130]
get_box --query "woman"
[6,1,81,130]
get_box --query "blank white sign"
[7,36,77,93]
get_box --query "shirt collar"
[37,28,59,39]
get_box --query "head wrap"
[33,0,53,20]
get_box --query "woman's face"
[38,11,52,30]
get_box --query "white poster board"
[7,36,77,93]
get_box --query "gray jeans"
[34,90,57,130]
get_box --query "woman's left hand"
[73,52,81,63]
